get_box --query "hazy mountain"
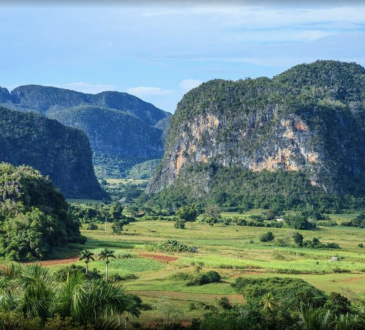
[0,106,106,199]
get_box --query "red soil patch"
[0,256,79,270]
[23,256,79,266]
[138,253,178,262]
[341,277,365,283]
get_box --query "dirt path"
[138,253,178,262]
[131,290,245,303]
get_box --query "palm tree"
[299,305,332,330]
[79,249,95,274]
[17,264,54,321]
[261,293,276,311]
[99,248,116,282]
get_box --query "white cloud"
[57,82,117,94]
[126,86,173,97]
[179,79,202,92]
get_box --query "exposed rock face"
[146,61,365,203]
[0,106,106,199]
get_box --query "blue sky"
[1,2,365,113]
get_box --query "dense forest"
[0,85,171,178]
[0,163,85,261]
[0,106,105,199]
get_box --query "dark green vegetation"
[0,164,84,261]
[147,61,365,212]
[0,106,105,199]
[49,106,164,179]
[0,85,171,178]
[0,264,142,329]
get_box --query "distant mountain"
[0,85,172,178]
[49,105,165,178]
[0,106,106,199]
[146,61,365,211]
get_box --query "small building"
[276,218,285,222]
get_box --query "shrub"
[145,240,196,253]
[260,232,275,242]
[86,223,98,230]
[232,277,326,310]
[176,206,198,221]
[285,214,316,230]
[174,219,186,229]
[187,271,221,286]
[359,243,364,248]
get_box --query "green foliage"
[145,240,196,253]
[0,163,84,261]
[176,206,198,221]
[260,232,275,242]
[302,237,341,249]
[174,219,186,229]
[343,213,365,228]
[285,214,316,230]
[147,61,365,212]
[53,265,102,282]
[232,277,326,310]
[293,232,304,246]
[0,106,105,199]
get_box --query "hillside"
[49,105,165,178]
[146,61,365,211]
[0,106,106,199]
[0,85,171,178]
[0,163,84,261]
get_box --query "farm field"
[13,212,365,325]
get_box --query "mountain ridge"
[146,60,365,210]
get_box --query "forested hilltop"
[0,85,171,178]
[146,61,365,212]
[0,106,105,199]
[0,163,85,261]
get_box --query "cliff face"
[0,106,106,199]
[146,61,365,205]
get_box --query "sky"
[1,1,365,113]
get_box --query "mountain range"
[0,85,171,178]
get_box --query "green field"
[31,213,364,325]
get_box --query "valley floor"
[4,212,365,325]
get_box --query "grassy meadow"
[27,211,365,325]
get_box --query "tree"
[112,221,124,234]
[176,206,197,222]
[261,293,276,311]
[109,203,124,221]
[99,248,116,282]
[79,249,95,274]
[203,205,222,226]
[293,232,304,246]
[285,214,316,230]
[260,232,275,242]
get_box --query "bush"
[145,240,197,253]
[187,271,221,286]
[86,223,98,230]
[176,206,198,221]
[285,214,316,230]
[260,232,275,242]
[343,214,365,228]
[174,219,186,229]
[232,277,326,310]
